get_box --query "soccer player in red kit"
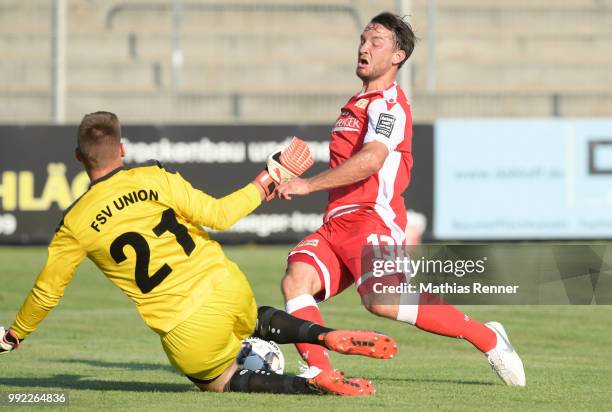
[277,12,526,387]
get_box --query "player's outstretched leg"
[254,306,397,360]
[225,368,374,396]
[363,291,525,386]
[198,360,374,396]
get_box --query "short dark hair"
[370,12,416,68]
[77,111,121,168]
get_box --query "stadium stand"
[1,0,611,123]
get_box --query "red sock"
[415,293,497,353]
[286,297,332,370]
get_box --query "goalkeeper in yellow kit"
[0,111,397,396]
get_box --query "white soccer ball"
[238,337,285,374]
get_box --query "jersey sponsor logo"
[375,113,396,138]
[296,238,319,248]
[332,111,360,132]
[355,98,369,109]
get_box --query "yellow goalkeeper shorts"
[160,261,257,382]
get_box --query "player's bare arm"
[251,179,268,201]
[277,141,388,199]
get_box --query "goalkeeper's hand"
[256,137,314,201]
[0,326,20,355]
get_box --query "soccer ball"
[238,337,285,374]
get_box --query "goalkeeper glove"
[0,326,20,354]
[256,137,314,200]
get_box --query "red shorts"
[288,208,406,302]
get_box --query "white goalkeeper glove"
[0,326,20,354]
[256,137,314,200]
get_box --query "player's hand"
[256,137,314,201]
[277,177,312,200]
[0,326,20,355]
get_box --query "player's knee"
[195,360,237,393]
[364,303,398,319]
[197,382,224,393]
[208,383,226,393]
[281,273,305,299]
[193,378,226,393]
[281,262,320,298]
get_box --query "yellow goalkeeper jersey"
[11,161,261,338]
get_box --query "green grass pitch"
[1,245,611,411]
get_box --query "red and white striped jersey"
[325,82,413,242]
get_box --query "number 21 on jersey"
[110,208,195,293]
